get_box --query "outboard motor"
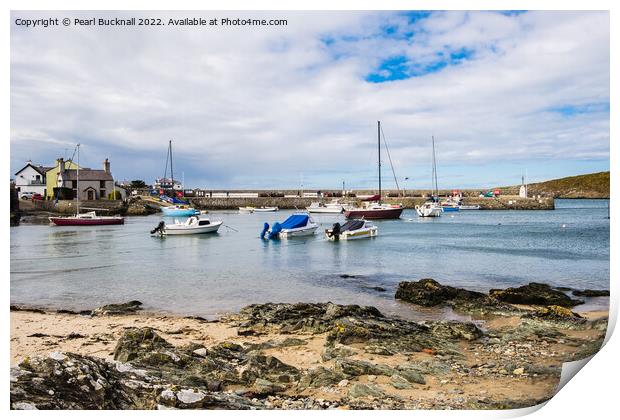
[329,222,342,241]
[260,222,270,239]
[150,221,165,235]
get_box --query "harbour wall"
[190,196,555,210]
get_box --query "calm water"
[10,199,610,319]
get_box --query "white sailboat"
[416,136,443,218]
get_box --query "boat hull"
[459,205,481,210]
[163,221,223,235]
[49,217,124,226]
[254,207,279,212]
[307,207,344,214]
[279,225,318,238]
[344,207,403,219]
[441,206,460,212]
[325,226,378,241]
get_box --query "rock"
[572,289,610,297]
[390,374,413,389]
[113,327,175,364]
[398,369,426,385]
[512,367,525,375]
[92,301,143,316]
[244,337,307,351]
[240,354,300,384]
[489,283,584,307]
[338,379,349,387]
[334,359,395,377]
[428,321,483,341]
[254,378,285,395]
[321,344,358,361]
[298,366,346,389]
[347,383,386,399]
[192,348,207,357]
[395,279,486,307]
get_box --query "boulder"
[240,354,300,385]
[489,283,584,307]
[92,300,143,316]
[395,279,486,307]
[298,367,346,389]
[347,383,386,399]
[334,359,396,378]
[572,289,610,297]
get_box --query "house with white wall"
[14,162,53,196]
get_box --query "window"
[100,190,106,198]
[100,180,106,188]
[72,180,77,188]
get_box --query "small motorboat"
[440,201,460,212]
[306,201,344,214]
[49,211,124,226]
[161,205,200,217]
[260,213,318,239]
[325,219,378,241]
[151,215,222,236]
[254,206,279,212]
[239,206,255,214]
[344,202,404,219]
[459,204,481,210]
[416,201,443,217]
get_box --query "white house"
[14,161,53,196]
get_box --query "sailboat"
[49,144,125,226]
[343,121,404,220]
[415,136,443,218]
[159,140,199,217]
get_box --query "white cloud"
[10,11,609,188]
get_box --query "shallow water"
[10,199,610,319]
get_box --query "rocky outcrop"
[489,283,584,307]
[395,279,486,307]
[572,289,610,297]
[92,300,143,316]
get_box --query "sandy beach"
[10,283,608,410]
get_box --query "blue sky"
[10,11,609,189]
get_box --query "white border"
[3,1,616,418]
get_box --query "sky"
[10,10,610,190]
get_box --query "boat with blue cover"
[161,205,200,217]
[260,213,319,239]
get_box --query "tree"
[130,180,147,188]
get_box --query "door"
[87,190,94,200]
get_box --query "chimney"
[57,158,65,174]
[103,158,110,174]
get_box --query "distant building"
[154,177,183,190]
[14,161,54,196]
[54,158,116,200]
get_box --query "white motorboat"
[151,215,222,236]
[459,204,481,210]
[325,219,378,241]
[306,201,344,214]
[239,206,255,214]
[254,206,279,212]
[261,213,318,239]
[416,201,443,217]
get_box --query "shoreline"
[10,280,609,410]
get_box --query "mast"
[169,140,174,195]
[76,144,80,215]
[378,121,382,202]
[431,136,438,198]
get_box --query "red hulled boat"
[344,121,404,220]
[49,211,124,226]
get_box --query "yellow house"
[45,158,80,199]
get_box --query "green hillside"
[518,171,609,198]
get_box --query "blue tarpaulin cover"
[280,214,309,229]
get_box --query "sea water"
[10,199,610,319]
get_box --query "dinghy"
[239,207,255,214]
[254,206,279,212]
[325,219,378,241]
[260,213,318,239]
[151,215,222,236]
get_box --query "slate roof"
[61,169,113,181]
[14,163,54,176]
